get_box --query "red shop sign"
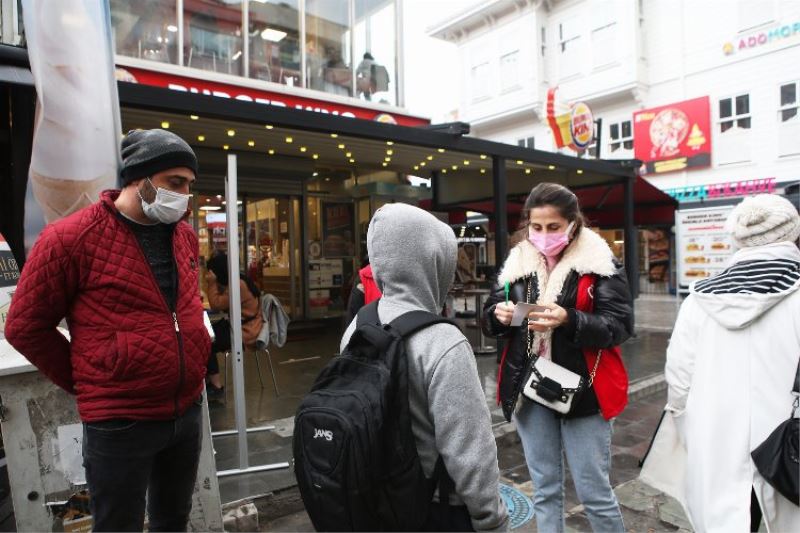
[634,96,712,175]
[119,66,429,127]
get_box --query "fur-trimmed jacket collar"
[497,227,618,358]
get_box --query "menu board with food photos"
[676,206,735,289]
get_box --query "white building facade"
[431,0,800,293]
[430,0,800,194]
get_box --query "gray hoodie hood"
[691,241,800,330]
[367,203,457,315]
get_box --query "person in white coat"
[643,193,800,533]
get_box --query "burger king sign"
[546,87,595,152]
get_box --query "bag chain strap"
[525,275,603,388]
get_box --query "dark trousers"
[207,319,231,375]
[82,400,203,532]
[423,503,474,532]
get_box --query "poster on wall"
[634,96,712,174]
[322,202,355,257]
[0,234,21,339]
[643,229,670,283]
[676,206,735,289]
[309,259,344,289]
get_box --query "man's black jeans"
[82,399,203,532]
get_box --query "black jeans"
[423,503,474,532]
[207,319,231,375]
[82,400,203,532]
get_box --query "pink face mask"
[528,221,575,258]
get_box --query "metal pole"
[177,0,184,66]
[623,175,639,300]
[395,0,405,106]
[299,0,307,88]
[430,170,440,209]
[225,154,249,469]
[492,156,508,270]
[242,0,250,78]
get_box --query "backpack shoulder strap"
[355,299,380,328]
[389,310,456,339]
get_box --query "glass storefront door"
[194,194,303,319]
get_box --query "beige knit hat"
[725,194,800,248]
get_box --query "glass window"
[609,119,633,152]
[719,94,751,133]
[355,0,397,105]
[471,61,489,100]
[306,0,352,96]
[185,0,243,76]
[110,0,177,64]
[248,0,300,86]
[779,82,798,122]
[558,17,581,78]
[500,50,519,92]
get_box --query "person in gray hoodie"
[340,203,509,532]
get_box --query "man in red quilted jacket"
[5,129,211,532]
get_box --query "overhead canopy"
[429,175,677,229]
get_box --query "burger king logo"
[570,102,594,150]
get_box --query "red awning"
[422,176,677,229]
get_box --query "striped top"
[694,259,800,295]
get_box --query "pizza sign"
[634,96,712,174]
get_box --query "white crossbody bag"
[520,279,601,414]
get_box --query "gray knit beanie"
[725,194,800,248]
[120,129,198,185]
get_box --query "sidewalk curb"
[492,373,667,439]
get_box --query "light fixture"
[197,135,205,142]
[441,168,447,174]
[268,149,275,155]
[325,177,331,182]
[614,240,624,244]
[480,169,486,174]
[516,160,523,165]
[161,121,170,128]
[226,129,235,137]
[330,133,338,138]
[338,143,345,149]
[312,172,318,177]
[427,155,434,161]
[577,169,583,174]
[300,146,308,152]
[312,153,319,159]
[414,165,419,170]
[548,165,556,170]
[349,158,355,163]
[190,115,199,120]
[231,50,242,61]
[420,161,426,167]
[384,157,391,162]
[463,160,470,165]
[386,149,393,155]
[205,198,211,202]
[167,25,178,33]
[265,124,273,129]
[525,168,531,174]
[437,148,445,153]
[199,206,221,211]
[382,162,388,167]
[345,152,352,157]
[451,165,458,170]
[480,154,487,159]
[261,28,288,42]
[386,141,394,145]
[223,144,229,150]
[285,136,293,143]
[248,140,255,147]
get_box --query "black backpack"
[293,301,455,531]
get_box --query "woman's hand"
[494,302,515,326]
[528,303,569,332]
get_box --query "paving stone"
[657,497,692,530]
[615,479,661,512]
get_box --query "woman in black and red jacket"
[482,182,633,533]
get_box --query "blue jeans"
[514,401,624,533]
[82,400,203,531]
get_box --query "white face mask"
[138,179,190,224]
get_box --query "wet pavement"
[210,295,681,512]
